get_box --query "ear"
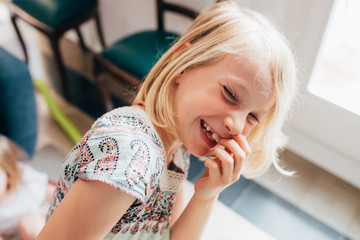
[170,42,191,61]
[174,74,181,84]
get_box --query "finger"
[209,145,233,184]
[218,138,246,178]
[204,157,221,181]
[233,134,251,156]
[233,135,252,178]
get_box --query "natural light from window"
[308,0,360,115]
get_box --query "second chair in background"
[94,0,198,112]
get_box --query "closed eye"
[223,85,237,102]
[249,113,259,122]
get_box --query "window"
[308,0,360,115]
[285,0,360,188]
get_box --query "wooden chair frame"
[9,3,105,99]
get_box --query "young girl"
[38,0,297,239]
[0,135,55,240]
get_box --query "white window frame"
[284,0,360,189]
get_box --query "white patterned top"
[47,106,190,239]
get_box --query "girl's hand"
[194,134,251,201]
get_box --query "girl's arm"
[170,184,186,227]
[170,134,250,240]
[37,179,136,240]
[170,184,217,240]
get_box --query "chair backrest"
[156,0,199,31]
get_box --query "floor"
[1,2,359,239]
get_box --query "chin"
[185,144,209,158]
[179,130,211,157]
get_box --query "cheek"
[176,90,208,114]
[243,118,264,138]
[242,125,254,137]
[200,90,226,111]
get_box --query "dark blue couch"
[0,47,37,158]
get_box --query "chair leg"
[10,14,29,63]
[49,35,70,99]
[75,27,88,52]
[94,61,113,112]
[97,73,113,112]
[94,11,106,48]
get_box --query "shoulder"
[95,106,153,130]
[61,107,165,202]
[90,106,163,152]
[69,106,166,169]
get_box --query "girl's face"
[173,55,275,157]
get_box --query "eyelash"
[223,86,259,123]
[249,113,259,122]
[223,86,237,102]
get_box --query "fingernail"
[198,156,206,161]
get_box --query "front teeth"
[202,121,220,143]
[212,133,220,142]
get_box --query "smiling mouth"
[200,120,220,143]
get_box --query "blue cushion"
[101,30,179,80]
[12,0,97,28]
[0,47,37,158]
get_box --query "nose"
[224,113,245,136]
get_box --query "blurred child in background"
[0,135,55,240]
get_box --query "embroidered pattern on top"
[47,108,186,237]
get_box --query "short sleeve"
[62,108,165,203]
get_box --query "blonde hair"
[133,0,297,178]
[0,135,25,195]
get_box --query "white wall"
[77,0,306,53]
[76,0,207,52]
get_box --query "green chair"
[9,0,105,99]
[94,0,198,112]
